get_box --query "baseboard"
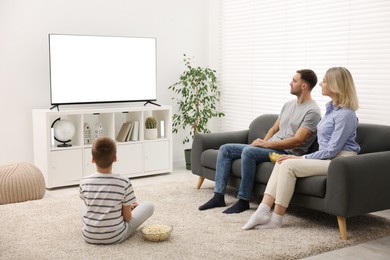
[173,160,185,168]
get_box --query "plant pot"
[184,148,191,170]
[144,128,158,140]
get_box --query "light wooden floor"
[46,166,390,259]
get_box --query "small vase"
[144,128,158,140]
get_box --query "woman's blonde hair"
[325,67,359,110]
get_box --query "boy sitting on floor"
[79,136,154,244]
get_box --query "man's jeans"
[214,143,286,200]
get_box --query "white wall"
[0,0,212,165]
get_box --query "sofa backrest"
[356,123,390,154]
[248,114,390,155]
[248,114,279,143]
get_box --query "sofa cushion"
[255,162,274,184]
[246,161,326,198]
[201,149,219,169]
[295,176,326,198]
[256,162,326,198]
[200,149,326,198]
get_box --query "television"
[48,34,157,106]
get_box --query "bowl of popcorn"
[269,152,282,163]
[141,224,173,242]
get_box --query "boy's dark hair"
[92,137,116,168]
[297,69,317,90]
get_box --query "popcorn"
[269,152,282,163]
[142,224,173,242]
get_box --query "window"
[217,0,390,131]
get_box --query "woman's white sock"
[242,203,271,230]
[255,212,283,229]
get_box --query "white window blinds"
[216,0,390,131]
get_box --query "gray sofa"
[191,114,390,240]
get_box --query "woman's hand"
[276,154,302,163]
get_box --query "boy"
[79,136,154,244]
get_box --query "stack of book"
[116,121,139,142]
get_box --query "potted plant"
[169,54,225,170]
[144,117,158,140]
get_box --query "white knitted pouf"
[0,162,46,205]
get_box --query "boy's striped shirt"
[79,173,136,244]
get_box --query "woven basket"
[0,162,46,205]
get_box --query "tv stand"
[144,101,161,107]
[33,106,172,188]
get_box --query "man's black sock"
[223,199,250,214]
[199,193,226,211]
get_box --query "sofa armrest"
[325,151,390,217]
[191,130,249,175]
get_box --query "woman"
[242,67,360,230]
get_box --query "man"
[199,69,322,214]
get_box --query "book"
[116,121,132,142]
[125,121,134,142]
[130,121,139,141]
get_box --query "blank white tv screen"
[49,34,157,105]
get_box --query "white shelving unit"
[32,106,172,188]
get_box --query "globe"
[53,119,76,147]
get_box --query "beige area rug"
[1,179,390,260]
